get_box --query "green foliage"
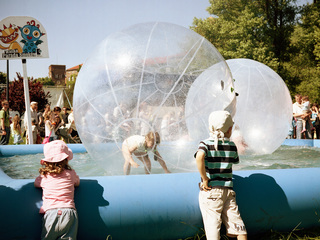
[285,1,320,102]
[64,73,77,108]
[191,0,298,70]
[191,0,320,103]
[35,77,55,86]
[0,72,7,84]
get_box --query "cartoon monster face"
[20,25,42,42]
[19,20,45,54]
[0,25,19,44]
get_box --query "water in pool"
[1,145,319,179]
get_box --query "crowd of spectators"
[1,94,320,145]
[0,100,80,145]
[291,94,320,139]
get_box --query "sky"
[0,0,211,80]
[0,0,313,81]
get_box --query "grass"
[181,226,320,240]
[253,227,320,240]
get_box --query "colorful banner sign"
[0,16,49,59]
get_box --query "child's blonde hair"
[39,159,72,176]
[145,131,160,145]
[44,111,52,121]
[12,115,20,131]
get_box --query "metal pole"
[6,60,9,101]
[22,59,33,144]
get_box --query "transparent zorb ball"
[185,62,236,141]
[73,22,231,175]
[226,59,292,155]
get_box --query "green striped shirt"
[196,138,239,188]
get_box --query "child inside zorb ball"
[122,131,171,175]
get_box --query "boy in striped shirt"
[195,111,247,240]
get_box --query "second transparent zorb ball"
[185,62,236,141]
[226,58,292,155]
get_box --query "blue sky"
[0,0,312,80]
[0,0,210,80]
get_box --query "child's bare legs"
[157,158,171,173]
[123,160,131,175]
[301,119,306,133]
[122,144,139,175]
[154,152,171,173]
[136,155,151,174]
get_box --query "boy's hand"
[196,151,211,191]
[201,177,212,191]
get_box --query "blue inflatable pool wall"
[1,140,320,239]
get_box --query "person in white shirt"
[24,101,40,144]
[67,108,78,139]
[292,94,312,139]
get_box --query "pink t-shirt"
[34,169,80,213]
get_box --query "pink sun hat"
[41,140,73,165]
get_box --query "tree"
[192,4,277,68]
[284,1,320,102]
[0,73,51,116]
[0,72,6,84]
[35,77,55,86]
[261,0,298,64]
[191,0,298,79]
[190,0,320,103]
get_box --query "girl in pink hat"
[34,140,80,240]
